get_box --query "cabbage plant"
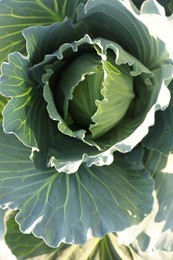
[0,0,173,259]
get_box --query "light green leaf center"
[69,62,104,127]
[58,51,134,139]
[90,55,135,139]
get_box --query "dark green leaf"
[23,18,87,67]
[5,211,55,259]
[0,125,154,247]
[142,81,173,154]
[77,0,171,70]
[0,19,88,169]
[0,0,86,64]
[5,211,134,260]
[0,52,57,167]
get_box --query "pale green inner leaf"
[90,54,134,139]
[69,67,103,127]
[61,51,134,139]
[57,53,103,127]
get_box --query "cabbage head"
[0,0,173,258]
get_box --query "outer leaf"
[23,18,88,67]
[142,80,173,154]
[0,125,153,247]
[5,212,133,260]
[0,19,88,170]
[142,149,173,252]
[53,0,87,22]
[139,0,173,60]
[117,144,173,253]
[5,211,55,259]
[47,131,99,174]
[0,52,57,167]
[77,0,172,69]
[118,148,173,254]
[8,210,173,260]
[132,0,172,15]
[0,0,86,64]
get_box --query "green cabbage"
[0,0,173,258]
